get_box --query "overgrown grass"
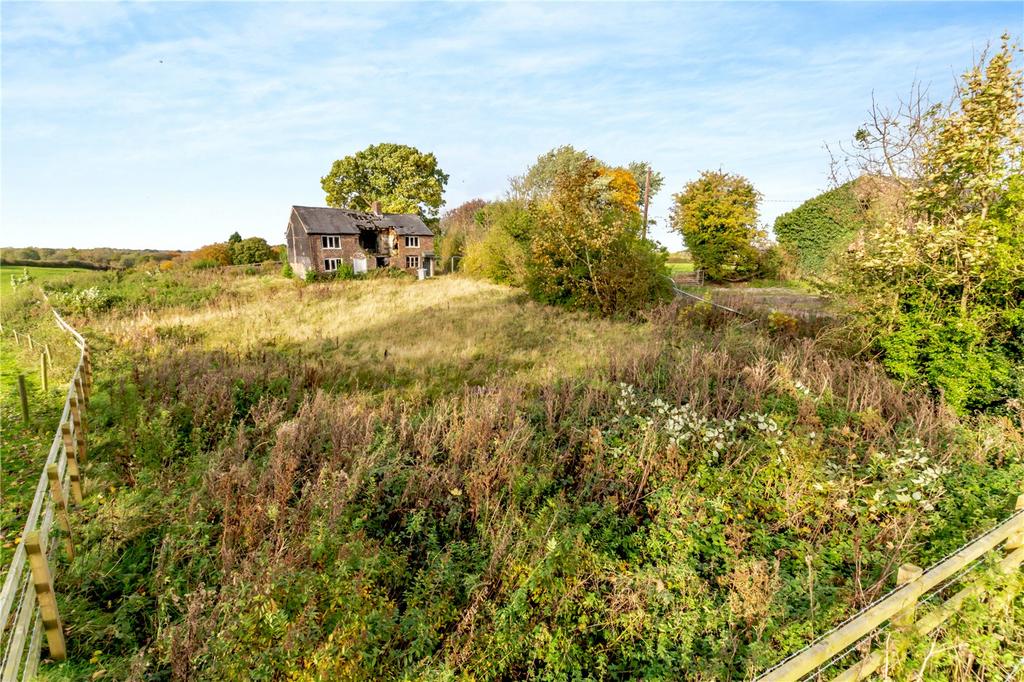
[2,269,1020,681]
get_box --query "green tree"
[513,145,591,199]
[840,36,1024,412]
[670,171,763,281]
[231,237,274,265]
[228,232,242,244]
[320,143,449,223]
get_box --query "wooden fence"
[757,492,1024,681]
[0,309,91,679]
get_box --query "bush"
[281,262,294,279]
[526,159,671,316]
[755,243,793,280]
[462,201,532,285]
[190,243,232,267]
[305,264,357,282]
[838,40,1024,413]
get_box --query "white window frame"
[323,258,342,272]
[404,236,420,248]
[321,235,341,249]
[406,255,420,269]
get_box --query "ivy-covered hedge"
[773,181,866,273]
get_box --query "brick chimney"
[370,200,382,216]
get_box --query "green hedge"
[773,182,866,273]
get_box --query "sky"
[1,2,1021,252]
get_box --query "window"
[324,258,341,271]
[321,235,341,249]
[406,256,420,269]
[404,236,420,248]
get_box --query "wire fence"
[0,308,91,680]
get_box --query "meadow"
[0,266,1021,681]
[0,264,97,299]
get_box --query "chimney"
[370,200,382,216]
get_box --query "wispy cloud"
[1,2,1018,249]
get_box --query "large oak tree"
[320,143,449,223]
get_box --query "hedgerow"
[773,181,866,274]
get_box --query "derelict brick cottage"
[286,201,435,278]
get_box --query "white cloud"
[1,2,1018,249]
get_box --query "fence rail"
[1,308,91,679]
[756,493,1024,681]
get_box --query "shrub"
[526,158,671,316]
[281,262,294,279]
[462,201,532,286]
[438,199,488,271]
[190,243,232,267]
[838,38,1024,413]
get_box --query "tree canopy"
[320,143,449,223]
[231,237,274,265]
[670,171,763,281]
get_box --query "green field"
[666,260,695,274]
[0,264,96,299]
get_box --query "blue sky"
[2,2,1020,251]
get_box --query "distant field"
[0,264,95,298]
[666,260,694,274]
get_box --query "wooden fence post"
[892,564,924,629]
[60,423,83,503]
[40,352,49,393]
[1006,495,1024,550]
[23,531,67,661]
[44,343,52,366]
[27,334,34,350]
[46,464,74,560]
[83,347,93,397]
[75,373,88,414]
[17,374,30,423]
[13,329,19,344]
[70,390,87,464]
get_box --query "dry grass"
[108,275,650,396]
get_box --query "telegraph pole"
[642,166,652,239]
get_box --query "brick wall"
[308,234,361,273]
[392,234,434,273]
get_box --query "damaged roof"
[291,206,433,237]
